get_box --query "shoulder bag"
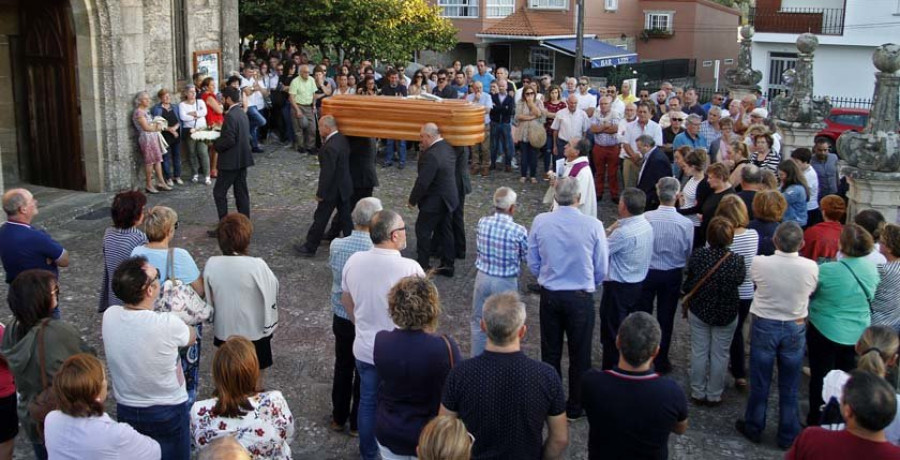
[27,319,58,440]
[839,260,874,304]
[154,248,213,325]
[441,335,455,369]
[681,251,732,319]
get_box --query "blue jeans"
[281,103,296,144]
[520,142,538,178]
[246,105,267,149]
[384,139,406,166]
[356,359,380,460]
[162,143,181,180]
[117,401,190,460]
[471,271,518,356]
[543,136,555,172]
[743,315,806,446]
[490,122,513,166]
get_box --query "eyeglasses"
[524,92,535,96]
[144,270,160,290]
[174,221,180,230]
[390,225,408,236]
[579,83,588,86]
[672,118,684,122]
[438,78,446,82]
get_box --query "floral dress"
[133,107,164,164]
[191,391,294,459]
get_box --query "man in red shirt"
[787,371,900,459]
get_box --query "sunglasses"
[672,118,684,122]
[438,78,446,82]
[524,92,535,96]
[390,225,408,236]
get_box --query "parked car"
[816,108,869,152]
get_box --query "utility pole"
[574,0,585,78]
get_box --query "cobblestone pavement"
[1,141,791,459]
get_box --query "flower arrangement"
[191,129,221,143]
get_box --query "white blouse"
[191,391,295,459]
[44,411,161,460]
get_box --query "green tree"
[239,0,457,63]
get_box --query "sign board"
[193,49,221,86]
[590,54,639,69]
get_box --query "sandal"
[157,184,173,191]
[519,177,526,183]
[530,177,538,184]
[145,187,159,194]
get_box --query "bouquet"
[191,129,221,144]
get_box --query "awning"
[541,38,638,68]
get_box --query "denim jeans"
[520,142,538,178]
[356,359,380,460]
[540,287,596,416]
[471,271,518,357]
[162,143,181,180]
[742,315,806,447]
[281,103,296,144]
[116,401,190,460]
[246,105,267,149]
[689,313,737,402]
[490,122,513,166]
[543,136,555,173]
[384,139,407,166]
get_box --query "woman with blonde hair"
[374,276,461,459]
[44,354,160,459]
[820,325,900,444]
[727,141,751,185]
[133,91,171,193]
[190,337,294,458]
[417,415,472,460]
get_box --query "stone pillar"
[475,42,488,63]
[838,44,900,222]
[724,26,761,100]
[221,0,240,74]
[771,33,831,157]
[777,123,824,158]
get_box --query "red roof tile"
[481,7,573,37]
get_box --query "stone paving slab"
[1,142,789,459]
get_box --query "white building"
[750,0,900,101]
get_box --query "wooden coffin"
[321,95,486,146]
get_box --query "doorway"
[17,0,86,190]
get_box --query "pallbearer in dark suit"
[636,134,673,211]
[408,123,459,276]
[325,136,379,240]
[212,86,254,224]
[295,115,353,257]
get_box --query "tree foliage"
[239,0,458,63]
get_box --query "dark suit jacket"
[348,136,378,189]
[317,132,353,202]
[637,147,673,208]
[213,105,254,171]
[409,139,459,213]
[455,146,472,197]
[433,85,458,100]
[489,93,515,124]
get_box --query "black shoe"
[527,282,541,293]
[655,362,673,375]
[206,229,218,238]
[735,419,761,444]
[398,163,405,170]
[252,147,264,153]
[293,243,316,257]
[436,265,455,278]
[382,162,393,168]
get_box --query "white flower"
[191,130,221,142]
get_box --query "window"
[529,0,567,10]
[644,11,674,31]
[486,0,514,17]
[174,0,188,79]
[724,58,735,65]
[530,47,555,78]
[702,60,713,67]
[830,114,868,128]
[605,0,618,11]
[438,0,479,18]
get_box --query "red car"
[815,108,869,152]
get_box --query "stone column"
[221,0,240,74]
[724,26,761,102]
[838,44,900,223]
[475,42,488,63]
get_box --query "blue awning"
[541,38,638,69]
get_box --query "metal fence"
[825,96,874,110]
[749,7,845,36]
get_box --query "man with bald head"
[0,188,70,285]
[550,94,589,162]
[409,123,459,276]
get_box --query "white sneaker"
[191,174,199,183]
[166,179,174,187]
[204,176,212,185]
[174,178,184,185]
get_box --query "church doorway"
[16,0,86,190]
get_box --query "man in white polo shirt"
[239,63,269,153]
[341,209,425,460]
[551,94,589,162]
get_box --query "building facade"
[751,0,900,101]
[427,0,740,86]
[0,0,239,192]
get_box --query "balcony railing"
[749,7,845,36]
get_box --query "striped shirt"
[729,229,759,299]
[699,121,722,144]
[679,177,702,226]
[475,213,528,278]
[644,206,694,270]
[607,215,654,283]
[750,150,781,172]
[872,261,900,331]
[329,230,374,320]
[100,227,148,311]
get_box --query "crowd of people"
[1,44,900,460]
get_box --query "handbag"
[839,260,874,304]
[27,319,58,440]
[154,248,213,325]
[441,335,455,368]
[527,120,547,148]
[681,251,732,319]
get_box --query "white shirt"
[618,117,637,159]
[45,411,161,460]
[551,109,589,142]
[575,92,597,114]
[240,75,267,110]
[803,165,820,211]
[610,98,626,118]
[749,251,819,321]
[178,99,208,129]
[342,248,425,364]
[837,243,888,266]
[102,306,190,407]
[623,119,664,159]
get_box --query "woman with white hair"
[133,91,171,193]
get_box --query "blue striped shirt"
[329,230,374,320]
[644,206,694,270]
[528,206,608,292]
[475,213,528,278]
[607,215,654,283]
